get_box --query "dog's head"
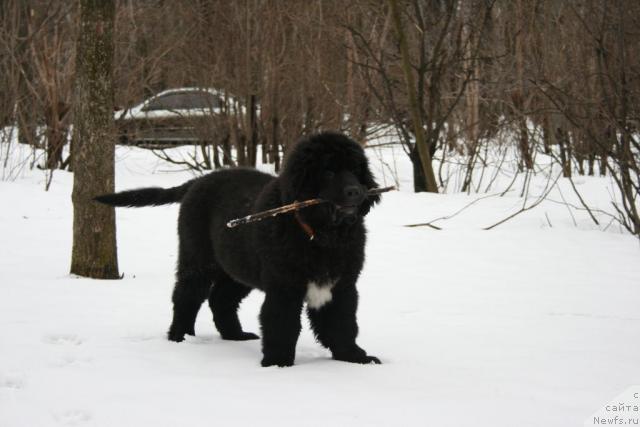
[279,132,380,228]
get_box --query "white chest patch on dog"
[305,281,335,309]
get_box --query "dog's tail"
[94,180,194,207]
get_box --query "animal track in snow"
[124,334,157,342]
[0,372,26,390]
[52,355,94,368]
[43,334,84,346]
[53,410,92,426]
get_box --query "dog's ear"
[359,158,380,216]
[279,144,316,203]
[280,164,305,203]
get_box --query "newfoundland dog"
[96,131,382,367]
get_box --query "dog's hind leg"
[168,207,213,342]
[168,269,211,342]
[208,273,258,341]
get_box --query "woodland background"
[1,3,639,424]
[1,0,639,236]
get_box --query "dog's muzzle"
[333,205,359,225]
[333,185,366,225]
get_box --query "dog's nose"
[344,185,363,201]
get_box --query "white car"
[115,88,242,146]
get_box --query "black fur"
[96,132,381,367]
[94,182,192,207]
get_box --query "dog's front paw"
[167,323,191,342]
[261,354,295,367]
[332,345,381,364]
[167,330,185,342]
[360,355,382,364]
[222,331,260,341]
[333,352,381,364]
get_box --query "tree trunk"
[45,102,69,169]
[16,3,37,147]
[388,0,438,193]
[464,22,480,152]
[409,148,428,193]
[248,94,258,167]
[70,0,119,279]
[514,0,533,170]
[222,134,233,166]
[541,109,553,155]
[271,113,280,172]
[556,127,571,178]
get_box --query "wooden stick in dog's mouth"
[226,186,395,228]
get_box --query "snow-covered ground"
[1,140,639,427]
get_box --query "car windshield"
[143,91,220,111]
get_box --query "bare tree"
[3,0,637,236]
[70,0,119,279]
[388,0,438,192]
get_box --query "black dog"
[96,132,382,367]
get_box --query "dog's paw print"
[43,334,84,346]
[0,372,26,390]
[124,334,157,342]
[53,410,92,426]
[52,355,93,368]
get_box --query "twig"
[500,168,520,196]
[566,175,600,226]
[483,173,561,230]
[152,148,204,171]
[404,222,443,230]
[603,216,617,232]
[404,190,508,229]
[226,186,396,228]
[556,185,578,227]
[545,197,619,224]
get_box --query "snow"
[1,140,639,427]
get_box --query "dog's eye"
[323,171,335,180]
